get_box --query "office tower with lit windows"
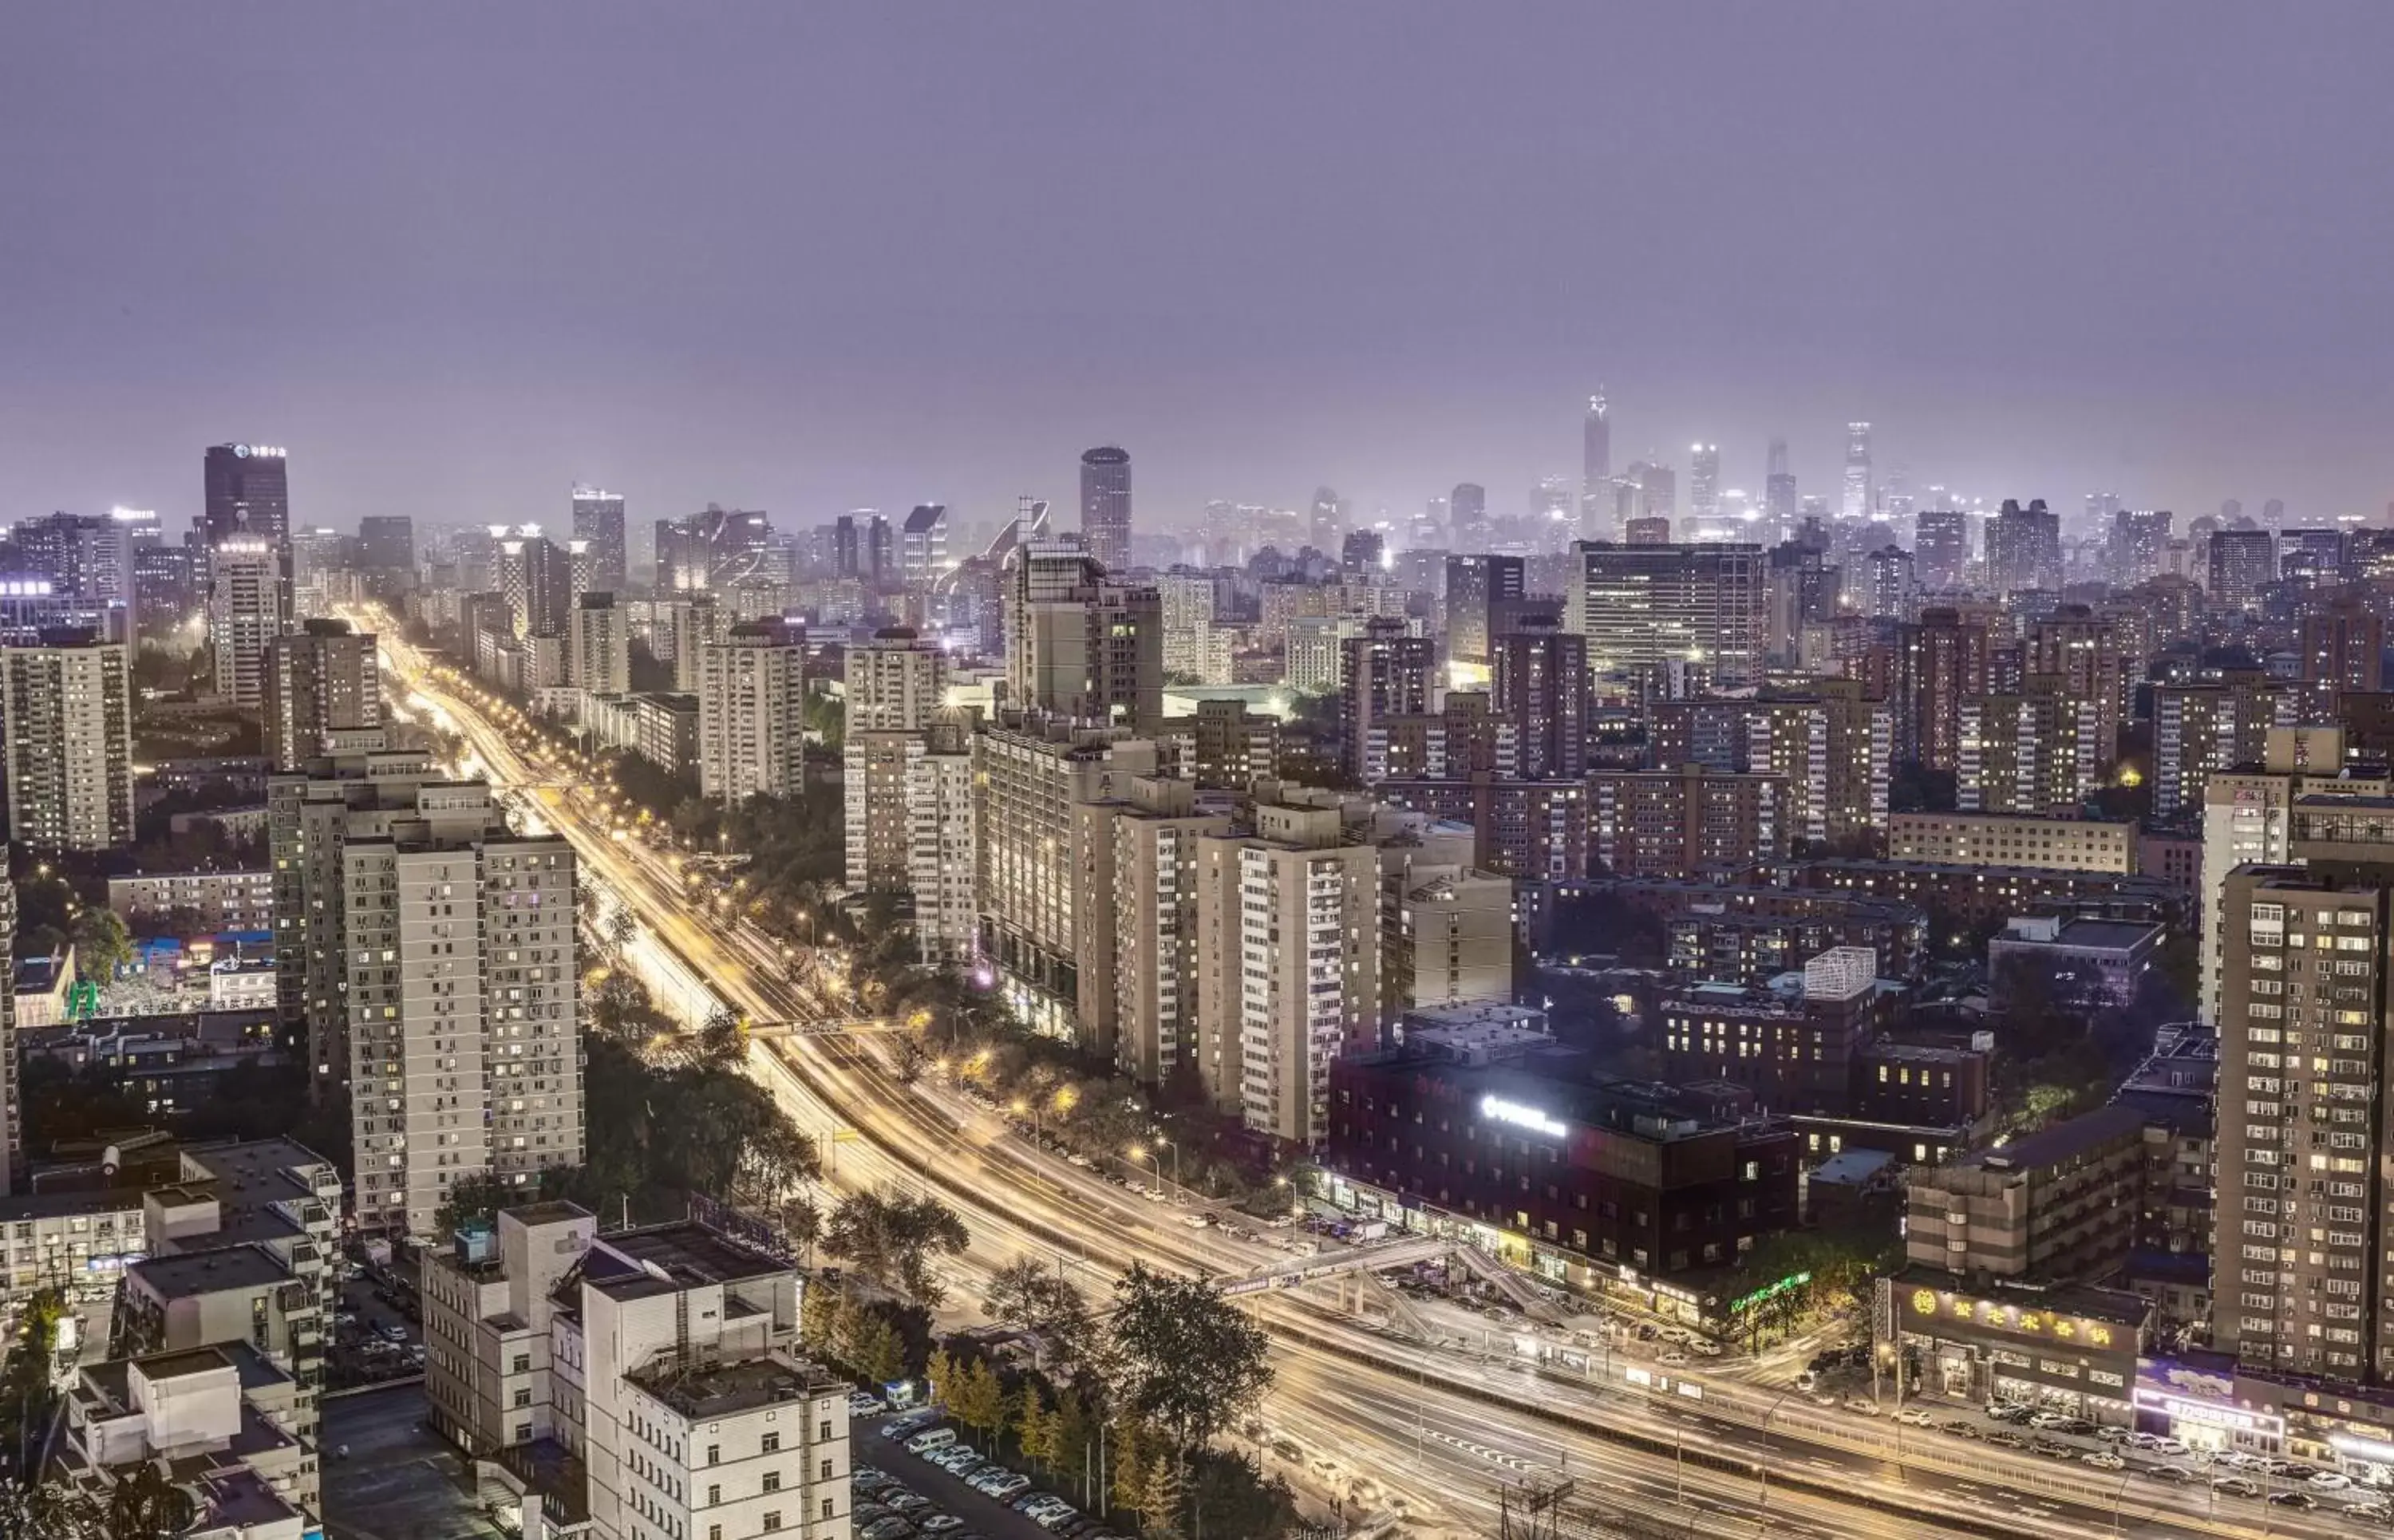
[1,632,133,851]
[1985,498,2063,594]
[698,618,808,803]
[13,510,137,640]
[1688,443,1721,522]
[1899,606,1991,771]
[357,514,415,577]
[570,484,627,594]
[1582,391,1612,523]
[664,594,725,693]
[208,536,284,705]
[491,526,575,638]
[2208,528,2277,612]
[1341,617,1436,782]
[1079,445,1133,571]
[1840,422,1872,519]
[1915,508,1969,590]
[1005,540,1163,730]
[1764,437,1798,540]
[1442,553,1525,673]
[1491,616,1590,779]
[263,618,383,771]
[1863,546,1917,621]
[2109,508,2173,585]
[899,503,950,583]
[1567,541,1769,688]
[203,442,291,548]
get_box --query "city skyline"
[8,5,2394,529]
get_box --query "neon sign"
[1479,1095,1566,1139]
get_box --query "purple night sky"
[6,2,2393,537]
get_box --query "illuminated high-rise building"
[1582,390,1612,514]
[208,538,284,705]
[1080,445,1133,571]
[203,442,291,548]
[1450,482,1488,542]
[1688,444,1721,523]
[1764,437,1797,539]
[1915,509,1969,590]
[1840,421,1872,520]
[570,484,627,594]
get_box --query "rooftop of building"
[1942,1103,2147,1174]
[580,1220,789,1301]
[191,1469,298,1531]
[1996,917,2162,950]
[128,1242,289,1299]
[1338,1051,1778,1145]
[1893,1261,2154,1329]
[1809,1148,1896,1187]
[626,1352,843,1421]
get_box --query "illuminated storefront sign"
[2133,1388,2284,1439]
[1906,1287,2118,1348]
[1479,1095,1567,1139]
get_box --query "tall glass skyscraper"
[1080,445,1132,571]
[1840,421,1873,519]
[571,484,628,593]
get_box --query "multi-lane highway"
[369,617,2368,1540]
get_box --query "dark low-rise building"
[1325,1036,1801,1292]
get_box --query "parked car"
[1843,1396,1878,1416]
[848,1392,890,1416]
[1892,1408,1933,1427]
[1938,1422,1981,1439]
[907,1428,959,1455]
[2308,1471,2353,1491]
[2210,1476,2262,1498]
[1794,1371,1818,1393]
[2081,1452,2125,1471]
[2140,1465,2196,1483]
[1658,1351,1689,1367]
[1986,1431,2029,1450]
[921,1518,967,1534]
[860,1520,913,1540]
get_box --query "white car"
[2150,1438,2191,1458]
[1843,1397,1878,1416]
[2308,1471,2353,1491]
[1892,1408,1933,1427]
[2082,1451,2125,1471]
[1689,1340,1723,1357]
[1657,1350,1689,1366]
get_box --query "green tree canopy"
[1104,1263,1273,1455]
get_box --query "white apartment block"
[1087,777,1228,1086]
[1197,800,1381,1144]
[110,868,276,932]
[907,720,977,966]
[424,1203,851,1540]
[210,537,285,707]
[572,593,633,696]
[2,636,135,851]
[342,786,581,1238]
[700,621,807,804]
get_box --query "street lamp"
[1152,1134,1182,1192]
[1129,1144,1161,1196]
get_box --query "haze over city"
[10,2,2394,531]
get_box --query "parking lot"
[322,1383,503,1540]
[854,1407,1129,1540]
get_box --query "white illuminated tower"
[1840,422,1873,519]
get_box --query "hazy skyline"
[7,3,2394,535]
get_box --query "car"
[922,1518,967,1534]
[1689,1341,1723,1357]
[974,1473,1030,1499]
[2210,1476,2262,1498]
[1986,1431,2029,1450]
[2309,1471,2354,1490]
[376,1324,408,1345]
[2052,1418,2096,1436]
[2122,1432,2163,1450]
[1032,1509,1082,1533]
[852,1504,899,1526]
[1985,1402,2031,1422]
[2349,1501,2393,1522]
[2149,1438,2190,1458]
[2094,1426,2131,1444]
[1843,1396,1878,1416]
[2026,1410,2068,1429]
[2081,1451,2125,1471]
[907,1428,959,1455]
[848,1392,891,1416]
[853,1466,889,1484]
[2266,1491,2317,1510]
[1658,1351,1689,1366]
[930,1446,982,1472]
[887,1492,934,1515]
[1939,1422,1981,1439]
[1892,1408,1933,1427]
[2139,1465,2196,1483]
[881,1413,939,1439]
[1794,1371,1819,1392]
[2280,1462,2323,1480]
[2033,1438,2076,1461]
[860,1520,914,1540]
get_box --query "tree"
[824,1187,970,1306]
[1112,1417,1152,1521]
[982,1258,1095,1365]
[1139,1454,1186,1540]
[1104,1264,1273,1454]
[696,1005,745,1068]
[1187,1450,1298,1540]
[433,1170,511,1236]
[1016,1384,1056,1472]
[70,908,134,983]
[1049,1389,1096,1494]
[850,1312,906,1385]
[605,905,639,958]
[950,1356,1009,1437]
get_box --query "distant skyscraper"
[1450,483,1488,541]
[1443,555,1525,669]
[1080,446,1133,571]
[1840,422,1872,519]
[1689,444,1721,522]
[356,515,415,575]
[2262,498,2285,527]
[1915,509,1969,590]
[203,443,291,547]
[2208,529,2277,611]
[1985,498,2063,594]
[1582,391,1611,504]
[1310,487,1346,551]
[1764,437,1797,539]
[571,485,627,593]
[1569,542,1769,687]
